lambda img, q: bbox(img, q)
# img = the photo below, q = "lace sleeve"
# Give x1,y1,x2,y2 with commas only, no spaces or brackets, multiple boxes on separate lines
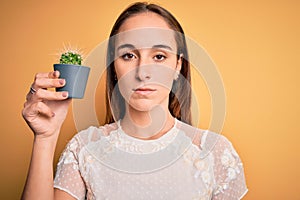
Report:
212,135,248,200
54,136,86,200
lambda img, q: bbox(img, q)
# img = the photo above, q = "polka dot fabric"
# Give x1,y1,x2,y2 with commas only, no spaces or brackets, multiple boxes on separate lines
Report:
54,120,248,199
211,135,248,199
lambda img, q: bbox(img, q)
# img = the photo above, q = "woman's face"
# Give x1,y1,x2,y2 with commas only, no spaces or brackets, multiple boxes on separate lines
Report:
113,12,182,112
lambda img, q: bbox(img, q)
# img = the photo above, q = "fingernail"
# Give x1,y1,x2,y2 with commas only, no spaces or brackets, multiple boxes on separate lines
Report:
62,91,68,98
59,79,65,85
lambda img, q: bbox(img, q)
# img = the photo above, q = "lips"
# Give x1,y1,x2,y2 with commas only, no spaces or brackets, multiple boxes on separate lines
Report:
133,87,156,95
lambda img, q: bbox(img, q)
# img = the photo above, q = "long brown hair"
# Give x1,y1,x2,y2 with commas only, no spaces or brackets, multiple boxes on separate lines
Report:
105,2,192,125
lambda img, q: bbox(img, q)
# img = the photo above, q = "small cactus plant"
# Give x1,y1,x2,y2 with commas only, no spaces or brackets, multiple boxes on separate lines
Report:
60,51,82,65
54,46,90,99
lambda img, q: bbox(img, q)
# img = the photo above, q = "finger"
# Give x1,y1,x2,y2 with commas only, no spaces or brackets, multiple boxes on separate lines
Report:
34,71,60,80
26,87,37,101
23,100,29,108
33,77,65,90
33,89,68,101
23,101,55,119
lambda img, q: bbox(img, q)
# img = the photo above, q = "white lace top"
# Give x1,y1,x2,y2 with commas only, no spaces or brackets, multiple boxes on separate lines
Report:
54,119,248,200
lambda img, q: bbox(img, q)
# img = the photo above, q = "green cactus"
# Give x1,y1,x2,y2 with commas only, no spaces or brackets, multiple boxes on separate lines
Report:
59,51,82,65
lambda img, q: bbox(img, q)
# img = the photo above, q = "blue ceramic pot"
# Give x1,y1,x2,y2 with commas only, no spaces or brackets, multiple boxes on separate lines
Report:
54,64,90,99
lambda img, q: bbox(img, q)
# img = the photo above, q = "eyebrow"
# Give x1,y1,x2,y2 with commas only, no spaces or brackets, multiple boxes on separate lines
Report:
117,44,135,51
116,44,173,51
152,44,173,51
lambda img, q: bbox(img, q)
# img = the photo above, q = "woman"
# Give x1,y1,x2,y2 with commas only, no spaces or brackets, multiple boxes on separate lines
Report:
22,2,248,200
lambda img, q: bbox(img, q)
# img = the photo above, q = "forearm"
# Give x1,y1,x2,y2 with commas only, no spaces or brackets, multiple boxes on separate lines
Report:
21,134,59,200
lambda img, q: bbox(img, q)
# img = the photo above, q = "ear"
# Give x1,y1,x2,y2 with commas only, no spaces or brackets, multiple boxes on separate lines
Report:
174,54,183,80
176,53,183,72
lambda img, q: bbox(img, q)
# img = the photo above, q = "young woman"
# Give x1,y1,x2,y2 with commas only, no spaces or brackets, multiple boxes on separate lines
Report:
22,2,248,200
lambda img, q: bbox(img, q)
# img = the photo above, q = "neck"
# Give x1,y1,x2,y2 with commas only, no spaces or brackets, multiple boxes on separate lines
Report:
121,104,175,140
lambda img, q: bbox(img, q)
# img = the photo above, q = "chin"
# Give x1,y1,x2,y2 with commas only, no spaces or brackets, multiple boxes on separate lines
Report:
128,100,155,112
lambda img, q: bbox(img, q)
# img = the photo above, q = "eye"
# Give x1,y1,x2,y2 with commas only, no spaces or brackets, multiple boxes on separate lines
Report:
154,54,166,61
121,53,136,60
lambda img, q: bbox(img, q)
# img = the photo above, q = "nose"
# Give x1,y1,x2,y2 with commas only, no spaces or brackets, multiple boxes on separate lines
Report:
136,56,151,81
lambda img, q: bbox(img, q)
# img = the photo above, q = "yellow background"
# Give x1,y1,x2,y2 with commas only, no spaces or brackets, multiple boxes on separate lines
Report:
0,0,299,199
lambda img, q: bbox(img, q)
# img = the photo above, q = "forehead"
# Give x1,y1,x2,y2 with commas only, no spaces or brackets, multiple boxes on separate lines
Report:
114,12,177,51
114,28,177,51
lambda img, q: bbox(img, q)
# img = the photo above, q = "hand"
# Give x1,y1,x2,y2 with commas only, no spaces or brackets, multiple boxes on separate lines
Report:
22,71,71,139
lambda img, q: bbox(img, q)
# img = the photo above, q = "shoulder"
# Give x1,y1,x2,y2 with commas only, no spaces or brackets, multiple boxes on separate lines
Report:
70,122,119,149
176,120,237,157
